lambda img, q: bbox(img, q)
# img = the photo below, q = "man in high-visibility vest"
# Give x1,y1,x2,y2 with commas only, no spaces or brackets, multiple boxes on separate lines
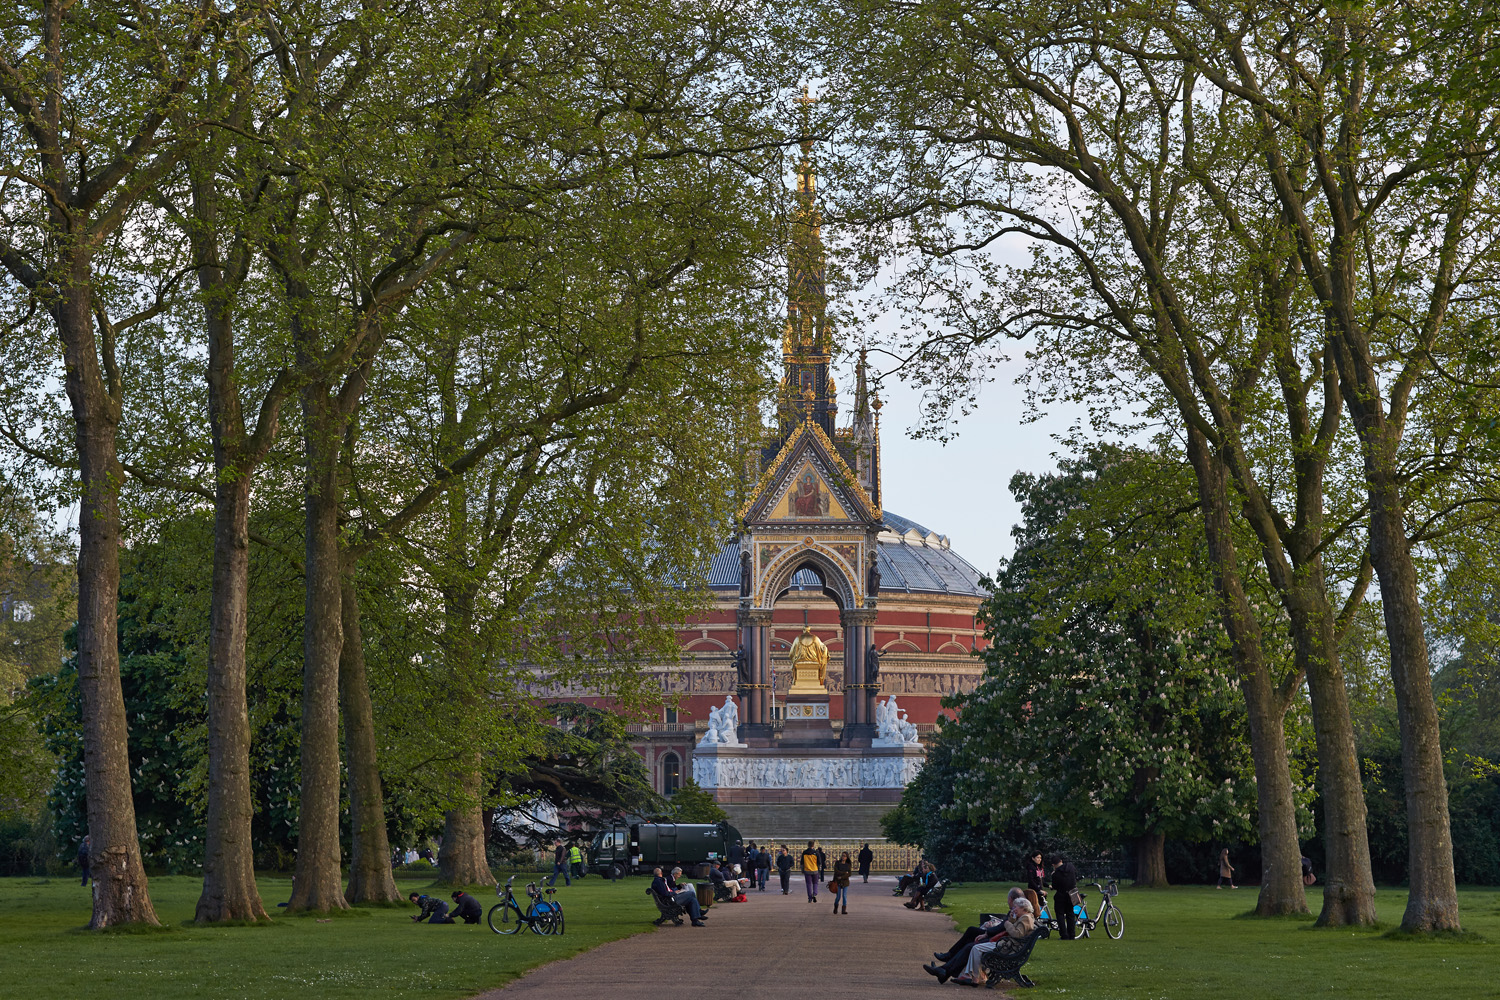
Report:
568,843,585,880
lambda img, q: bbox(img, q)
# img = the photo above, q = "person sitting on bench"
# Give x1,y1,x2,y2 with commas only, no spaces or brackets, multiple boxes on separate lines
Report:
905,865,941,909
951,897,1035,986
925,889,1027,983
651,867,707,925
710,861,745,896
896,859,927,895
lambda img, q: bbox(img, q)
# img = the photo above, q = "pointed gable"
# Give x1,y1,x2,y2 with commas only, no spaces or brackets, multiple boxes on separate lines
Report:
740,417,877,527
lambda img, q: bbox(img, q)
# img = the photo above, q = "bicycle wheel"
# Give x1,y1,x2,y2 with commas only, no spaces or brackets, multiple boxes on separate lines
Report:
526,903,550,935
488,901,522,934
1105,905,1124,939
548,904,565,936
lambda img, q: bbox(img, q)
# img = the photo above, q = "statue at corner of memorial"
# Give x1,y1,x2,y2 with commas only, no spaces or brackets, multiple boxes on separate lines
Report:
874,695,921,747
698,694,744,748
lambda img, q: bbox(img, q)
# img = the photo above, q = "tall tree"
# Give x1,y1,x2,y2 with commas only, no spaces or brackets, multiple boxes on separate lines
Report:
0,0,232,927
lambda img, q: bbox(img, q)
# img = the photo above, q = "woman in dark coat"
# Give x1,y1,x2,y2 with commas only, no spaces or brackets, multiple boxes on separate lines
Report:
831,852,853,914
857,843,874,883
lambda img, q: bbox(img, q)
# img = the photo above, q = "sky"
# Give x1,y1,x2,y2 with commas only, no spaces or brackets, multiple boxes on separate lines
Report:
830,349,1085,578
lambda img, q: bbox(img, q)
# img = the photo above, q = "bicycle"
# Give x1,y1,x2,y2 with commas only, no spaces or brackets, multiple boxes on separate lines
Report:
488,876,565,935
1040,879,1123,940
1075,880,1123,939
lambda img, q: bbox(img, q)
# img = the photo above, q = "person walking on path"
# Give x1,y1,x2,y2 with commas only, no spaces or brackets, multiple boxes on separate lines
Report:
77,835,90,887
569,842,585,880
857,843,873,883
777,846,793,894
1217,848,1236,889
550,841,571,886
831,852,852,914
756,844,771,890
801,841,820,902
1050,855,1080,940
815,843,827,880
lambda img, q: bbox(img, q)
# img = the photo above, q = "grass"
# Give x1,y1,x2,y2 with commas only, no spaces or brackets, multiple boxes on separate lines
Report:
935,882,1500,999
0,872,654,999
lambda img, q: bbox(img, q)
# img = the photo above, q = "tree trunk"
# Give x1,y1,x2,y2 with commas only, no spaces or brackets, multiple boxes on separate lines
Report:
439,765,494,887
1368,478,1460,932
288,389,350,913
1133,831,1167,888
340,566,402,904
57,275,160,930
1327,322,1460,932
196,472,270,923
1287,581,1377,927
1185,428,1307,916
193,178,273,921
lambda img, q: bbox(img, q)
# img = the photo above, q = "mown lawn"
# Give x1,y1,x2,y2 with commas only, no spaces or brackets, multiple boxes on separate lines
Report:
0,872,654,999
935,882,1500,999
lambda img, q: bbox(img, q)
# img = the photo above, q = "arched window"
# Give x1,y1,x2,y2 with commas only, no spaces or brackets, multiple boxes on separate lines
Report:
661,753,681,797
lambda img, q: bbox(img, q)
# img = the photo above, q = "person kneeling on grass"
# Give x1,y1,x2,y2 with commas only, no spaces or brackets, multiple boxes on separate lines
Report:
950,897,1035,987
450,891,483,924
409,892,455,923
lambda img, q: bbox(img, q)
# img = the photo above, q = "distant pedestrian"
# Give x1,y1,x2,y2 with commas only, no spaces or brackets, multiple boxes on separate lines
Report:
815,843,826,879
857,843,873,883
745,842,759,885
729,839,745,869
77,835,91,887
777,847,793,894
756,844,771,890
569,842,585,880
801,841,820,902
1217,848,1236,889
550,841,571,886
831,852,852,914
1301,855,1316,886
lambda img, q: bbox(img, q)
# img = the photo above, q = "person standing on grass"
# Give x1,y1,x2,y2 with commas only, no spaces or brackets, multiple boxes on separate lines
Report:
1025,850,1047,915
777,846,794,894
801,841,821,902
1049,855,1079,940
569,842,585,880
550,841,570,886
831,852,852,914
77,835,90,887
1217,848,1236,889
858,842,874,883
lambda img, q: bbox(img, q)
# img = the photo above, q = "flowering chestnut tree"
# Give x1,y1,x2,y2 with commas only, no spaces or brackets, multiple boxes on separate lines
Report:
946,448,1260,886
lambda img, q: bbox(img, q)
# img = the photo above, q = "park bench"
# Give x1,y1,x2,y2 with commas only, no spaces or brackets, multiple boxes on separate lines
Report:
919,880,950,910
979,925,1049,989
647,887,686,926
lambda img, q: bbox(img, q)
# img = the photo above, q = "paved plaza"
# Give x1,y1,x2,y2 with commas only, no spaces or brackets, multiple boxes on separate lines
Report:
476,876,962,1000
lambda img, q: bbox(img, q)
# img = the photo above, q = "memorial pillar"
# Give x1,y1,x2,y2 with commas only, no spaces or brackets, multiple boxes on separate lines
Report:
841,608,878,746
742,607,774,744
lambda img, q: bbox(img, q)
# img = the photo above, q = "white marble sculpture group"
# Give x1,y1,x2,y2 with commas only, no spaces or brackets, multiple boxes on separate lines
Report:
692,753,924,790
698,694,745,748
872,695,921,747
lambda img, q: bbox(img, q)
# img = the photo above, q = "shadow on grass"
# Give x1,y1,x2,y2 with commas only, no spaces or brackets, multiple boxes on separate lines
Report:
1230,909,1316,922
1381,928,1488,944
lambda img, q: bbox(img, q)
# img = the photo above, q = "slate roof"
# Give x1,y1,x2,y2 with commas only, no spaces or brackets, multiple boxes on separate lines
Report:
709,510,988,598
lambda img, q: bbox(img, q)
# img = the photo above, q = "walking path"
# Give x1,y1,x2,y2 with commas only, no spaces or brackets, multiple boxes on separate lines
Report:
474,876,961,1000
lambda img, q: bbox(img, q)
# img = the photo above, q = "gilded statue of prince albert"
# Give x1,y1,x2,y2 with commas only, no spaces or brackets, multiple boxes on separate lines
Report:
786,625,829,694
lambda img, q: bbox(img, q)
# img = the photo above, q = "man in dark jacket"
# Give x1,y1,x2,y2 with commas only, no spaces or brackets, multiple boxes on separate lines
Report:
756,845,772,890
815,843,827,879
550,840,570,886
408,892,455,923
729,840,745,869
449,891,483,924
651,867,706,925
776,847,793,894
1050,855,1080,939
857,843,874,883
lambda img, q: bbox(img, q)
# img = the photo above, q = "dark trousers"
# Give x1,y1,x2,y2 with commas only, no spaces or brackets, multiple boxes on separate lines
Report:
1055,890,1078,939
804,872,819,899
939,926,986,959
938,943,977,978
779,869,791,893
859,865,870,882
757,868,768,890
79,862,90,886
550,861,570,886
673,890,703,920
